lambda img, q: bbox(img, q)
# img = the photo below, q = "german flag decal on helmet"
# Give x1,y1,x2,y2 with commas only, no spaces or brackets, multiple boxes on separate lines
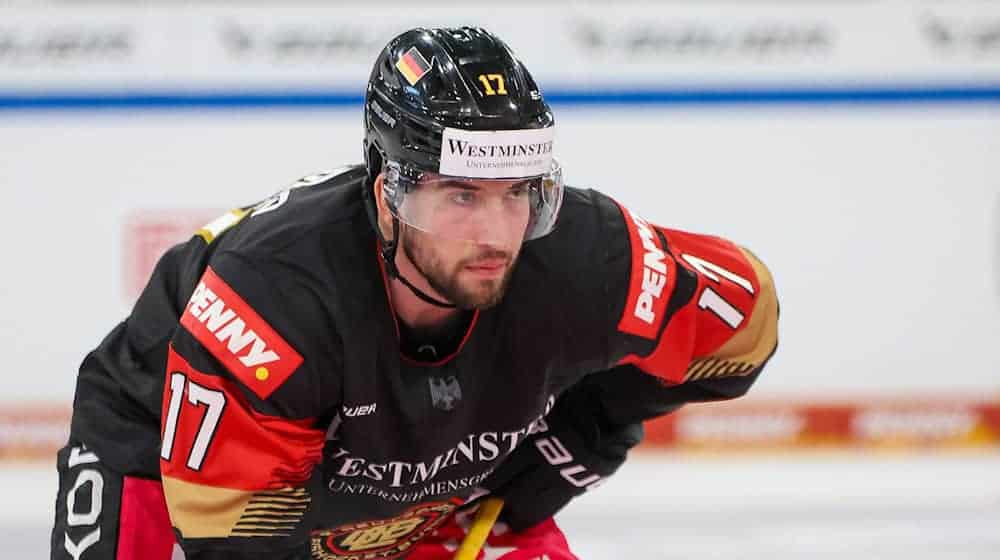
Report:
395,47,432,86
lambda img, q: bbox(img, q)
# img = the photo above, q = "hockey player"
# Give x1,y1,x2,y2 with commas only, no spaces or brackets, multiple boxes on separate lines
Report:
52,27,778,559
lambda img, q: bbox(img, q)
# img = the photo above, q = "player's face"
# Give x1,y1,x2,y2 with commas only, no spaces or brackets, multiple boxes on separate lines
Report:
400,178,531,309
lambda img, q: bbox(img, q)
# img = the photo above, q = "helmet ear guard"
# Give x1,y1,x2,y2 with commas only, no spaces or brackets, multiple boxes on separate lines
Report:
380,161,412,213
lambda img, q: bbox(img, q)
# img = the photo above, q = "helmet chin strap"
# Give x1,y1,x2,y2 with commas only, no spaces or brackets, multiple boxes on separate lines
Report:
384,219,458,309
364,186,457,309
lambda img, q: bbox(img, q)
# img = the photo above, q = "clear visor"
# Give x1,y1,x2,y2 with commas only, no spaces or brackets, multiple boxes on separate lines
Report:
382,159,564,245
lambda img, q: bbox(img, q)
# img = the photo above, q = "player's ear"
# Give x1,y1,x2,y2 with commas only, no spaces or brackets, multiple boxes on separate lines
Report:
372,173,395,242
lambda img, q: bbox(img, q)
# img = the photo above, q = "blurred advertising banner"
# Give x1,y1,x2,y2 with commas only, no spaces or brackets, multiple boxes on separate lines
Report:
4,398,999,461
123,210,221,300
644,397,1000,451
0,405,70,462
0,1,998,98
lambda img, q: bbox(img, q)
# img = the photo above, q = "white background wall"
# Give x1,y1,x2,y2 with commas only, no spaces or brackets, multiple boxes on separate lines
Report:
3,105,998,402
2,1,999,403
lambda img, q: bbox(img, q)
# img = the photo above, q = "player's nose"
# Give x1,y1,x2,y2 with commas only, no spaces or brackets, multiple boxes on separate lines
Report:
464,199,518,245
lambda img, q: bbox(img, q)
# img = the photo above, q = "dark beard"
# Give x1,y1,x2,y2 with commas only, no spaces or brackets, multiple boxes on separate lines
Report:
400,227,515,310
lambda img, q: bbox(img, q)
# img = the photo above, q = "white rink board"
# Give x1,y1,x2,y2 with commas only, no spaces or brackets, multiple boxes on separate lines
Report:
3,106,999,401
11,452,1000,558
2,1,999,92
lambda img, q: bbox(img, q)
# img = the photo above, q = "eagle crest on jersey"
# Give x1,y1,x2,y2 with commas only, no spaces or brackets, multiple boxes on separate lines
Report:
180,266,303,399
428,377,463,411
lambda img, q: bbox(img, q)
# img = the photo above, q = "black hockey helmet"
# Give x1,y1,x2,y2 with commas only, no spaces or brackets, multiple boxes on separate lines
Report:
363,27,563,244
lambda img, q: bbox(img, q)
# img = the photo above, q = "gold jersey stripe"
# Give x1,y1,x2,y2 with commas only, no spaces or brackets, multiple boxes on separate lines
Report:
231,526,297,533
256,487,308,494
248,497,310,504
233,522,300,531
195,208,249,243
685,357,720,381
239,512,306,520
248,491,310,499
234,521,300,528
251,489,309,498
243,504,309,513
163,477,311,539
684,246,778,382
685,358,756,381
162,476,256,539
236,515,305,524
237,512,306,520
244,498,311,506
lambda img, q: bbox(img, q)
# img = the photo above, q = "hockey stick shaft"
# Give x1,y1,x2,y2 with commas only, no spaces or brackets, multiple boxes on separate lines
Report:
453,497,504,560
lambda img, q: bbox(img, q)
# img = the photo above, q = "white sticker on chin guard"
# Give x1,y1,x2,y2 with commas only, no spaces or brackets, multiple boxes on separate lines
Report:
439,127,555,179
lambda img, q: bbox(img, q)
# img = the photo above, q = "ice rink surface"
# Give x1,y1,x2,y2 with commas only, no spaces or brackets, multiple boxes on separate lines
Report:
8,451,999,559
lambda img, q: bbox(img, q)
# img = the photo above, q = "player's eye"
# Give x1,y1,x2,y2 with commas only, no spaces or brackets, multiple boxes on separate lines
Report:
449,190,478,206
506,183,529,199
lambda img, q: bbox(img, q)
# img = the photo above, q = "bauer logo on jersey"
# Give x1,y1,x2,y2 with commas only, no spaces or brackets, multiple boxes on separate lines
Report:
180,266,303,399
615,203,677,340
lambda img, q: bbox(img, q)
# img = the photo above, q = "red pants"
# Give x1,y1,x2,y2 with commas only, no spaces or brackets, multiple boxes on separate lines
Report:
408,506,577,559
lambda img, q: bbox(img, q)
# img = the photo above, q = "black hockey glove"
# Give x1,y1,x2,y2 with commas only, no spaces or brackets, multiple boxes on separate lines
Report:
481,381,644,531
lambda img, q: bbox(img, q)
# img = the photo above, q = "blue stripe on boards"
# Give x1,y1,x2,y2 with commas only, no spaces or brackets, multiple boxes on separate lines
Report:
1,85,999,111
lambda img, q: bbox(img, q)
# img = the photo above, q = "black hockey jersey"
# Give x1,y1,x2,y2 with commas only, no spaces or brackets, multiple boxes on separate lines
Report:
69,166,778,558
